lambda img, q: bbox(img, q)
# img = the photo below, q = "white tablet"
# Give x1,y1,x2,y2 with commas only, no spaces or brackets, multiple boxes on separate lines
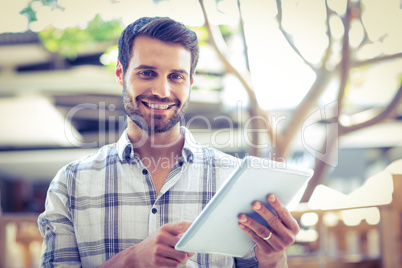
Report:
175,156,313,257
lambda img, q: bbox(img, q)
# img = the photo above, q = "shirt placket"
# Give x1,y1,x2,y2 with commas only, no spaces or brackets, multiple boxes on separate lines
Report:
148,202,159,234
131,157,158,236
148,160,187,234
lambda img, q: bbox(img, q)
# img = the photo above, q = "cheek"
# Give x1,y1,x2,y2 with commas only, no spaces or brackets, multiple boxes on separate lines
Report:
178,87,190,103
125,78,148,97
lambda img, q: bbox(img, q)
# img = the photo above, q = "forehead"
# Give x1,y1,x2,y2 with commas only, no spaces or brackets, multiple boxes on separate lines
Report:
130,36,191,72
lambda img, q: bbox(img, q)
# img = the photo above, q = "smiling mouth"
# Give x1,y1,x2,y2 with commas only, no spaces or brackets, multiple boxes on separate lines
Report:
142,101,176,110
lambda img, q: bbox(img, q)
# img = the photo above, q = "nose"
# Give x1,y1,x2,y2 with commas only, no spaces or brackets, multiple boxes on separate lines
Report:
151,77,171,98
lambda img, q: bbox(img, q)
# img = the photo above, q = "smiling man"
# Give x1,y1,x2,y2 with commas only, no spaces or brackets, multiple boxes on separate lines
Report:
38,17,299,268
120,36,192,135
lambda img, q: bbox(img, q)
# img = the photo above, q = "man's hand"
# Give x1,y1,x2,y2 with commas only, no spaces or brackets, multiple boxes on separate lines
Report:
238,194,299,268
99,222,194,268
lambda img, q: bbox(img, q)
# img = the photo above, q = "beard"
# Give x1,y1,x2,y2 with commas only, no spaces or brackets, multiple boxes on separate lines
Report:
122,85,189,134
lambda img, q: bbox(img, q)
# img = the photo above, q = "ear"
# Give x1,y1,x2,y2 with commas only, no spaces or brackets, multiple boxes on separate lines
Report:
190,71,195,87
115,60,124,87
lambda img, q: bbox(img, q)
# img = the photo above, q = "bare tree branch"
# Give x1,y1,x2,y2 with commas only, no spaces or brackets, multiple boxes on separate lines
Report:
356,0,371,50
352,52,402,67
274,0,335,157
275,0,315,70
301,128,338,202
340,80,402,135
321,0,334,67
237,0,250,72
302,0,402,201
199,0,252,98
336,0,352,117
278,70,332,157
198,0,278,153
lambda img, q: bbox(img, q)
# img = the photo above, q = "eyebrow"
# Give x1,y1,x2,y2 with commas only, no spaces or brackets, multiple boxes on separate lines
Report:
134,65,189,76
134,65,156,70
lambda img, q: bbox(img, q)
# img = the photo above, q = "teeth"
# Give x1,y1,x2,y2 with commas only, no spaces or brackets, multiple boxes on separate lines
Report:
145,103,171,110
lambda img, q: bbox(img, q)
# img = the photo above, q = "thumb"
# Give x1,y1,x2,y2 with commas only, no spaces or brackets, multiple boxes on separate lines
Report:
166,221,193,236
187,252,195,258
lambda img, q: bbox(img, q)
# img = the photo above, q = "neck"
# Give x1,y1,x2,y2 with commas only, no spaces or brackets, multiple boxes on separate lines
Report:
127,121,184,161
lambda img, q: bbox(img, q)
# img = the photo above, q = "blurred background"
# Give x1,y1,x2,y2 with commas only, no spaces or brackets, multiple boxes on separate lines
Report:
0,0,401,267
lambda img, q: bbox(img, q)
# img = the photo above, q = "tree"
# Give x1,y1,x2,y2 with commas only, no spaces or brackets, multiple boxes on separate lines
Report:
199,0,402,201
20,0,402,202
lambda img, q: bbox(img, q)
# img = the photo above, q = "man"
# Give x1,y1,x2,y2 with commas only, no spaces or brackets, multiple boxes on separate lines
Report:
38,16,299,267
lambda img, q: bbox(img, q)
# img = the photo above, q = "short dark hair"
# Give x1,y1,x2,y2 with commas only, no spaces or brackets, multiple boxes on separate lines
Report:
118,17,199,78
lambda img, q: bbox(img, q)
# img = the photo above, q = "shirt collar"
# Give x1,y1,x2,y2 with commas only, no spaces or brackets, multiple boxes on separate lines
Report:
116,127,197,163
180,126,197,163
116,129,134,162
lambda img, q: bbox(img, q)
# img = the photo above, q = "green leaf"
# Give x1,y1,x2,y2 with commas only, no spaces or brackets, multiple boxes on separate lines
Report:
20,5,37,23
38,16,122,59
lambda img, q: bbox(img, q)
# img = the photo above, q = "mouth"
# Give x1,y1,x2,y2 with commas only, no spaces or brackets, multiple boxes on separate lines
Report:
142,101,176,110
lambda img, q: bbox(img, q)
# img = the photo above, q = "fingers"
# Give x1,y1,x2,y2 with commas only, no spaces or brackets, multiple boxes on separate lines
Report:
162,221,193,236
239,214,290,253
238,194,299,251
157,222,192,247
157,222,194,264
254,195,299,236
238,215,272,243
265,194,299,235
156,244,190,265
186,252,195,258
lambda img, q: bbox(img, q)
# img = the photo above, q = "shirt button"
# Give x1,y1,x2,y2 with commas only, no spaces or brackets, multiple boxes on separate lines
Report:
151,208,157,214
142,169,148,175
179,161,184,167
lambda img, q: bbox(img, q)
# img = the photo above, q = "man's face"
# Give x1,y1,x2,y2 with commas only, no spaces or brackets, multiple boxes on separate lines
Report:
116,36,193,134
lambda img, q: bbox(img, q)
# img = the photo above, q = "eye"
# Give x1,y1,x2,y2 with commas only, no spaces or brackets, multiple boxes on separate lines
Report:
169,73,184,81
138,70,156,78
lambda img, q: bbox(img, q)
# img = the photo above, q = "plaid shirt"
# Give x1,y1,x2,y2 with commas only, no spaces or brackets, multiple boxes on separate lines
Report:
38,127,258,267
